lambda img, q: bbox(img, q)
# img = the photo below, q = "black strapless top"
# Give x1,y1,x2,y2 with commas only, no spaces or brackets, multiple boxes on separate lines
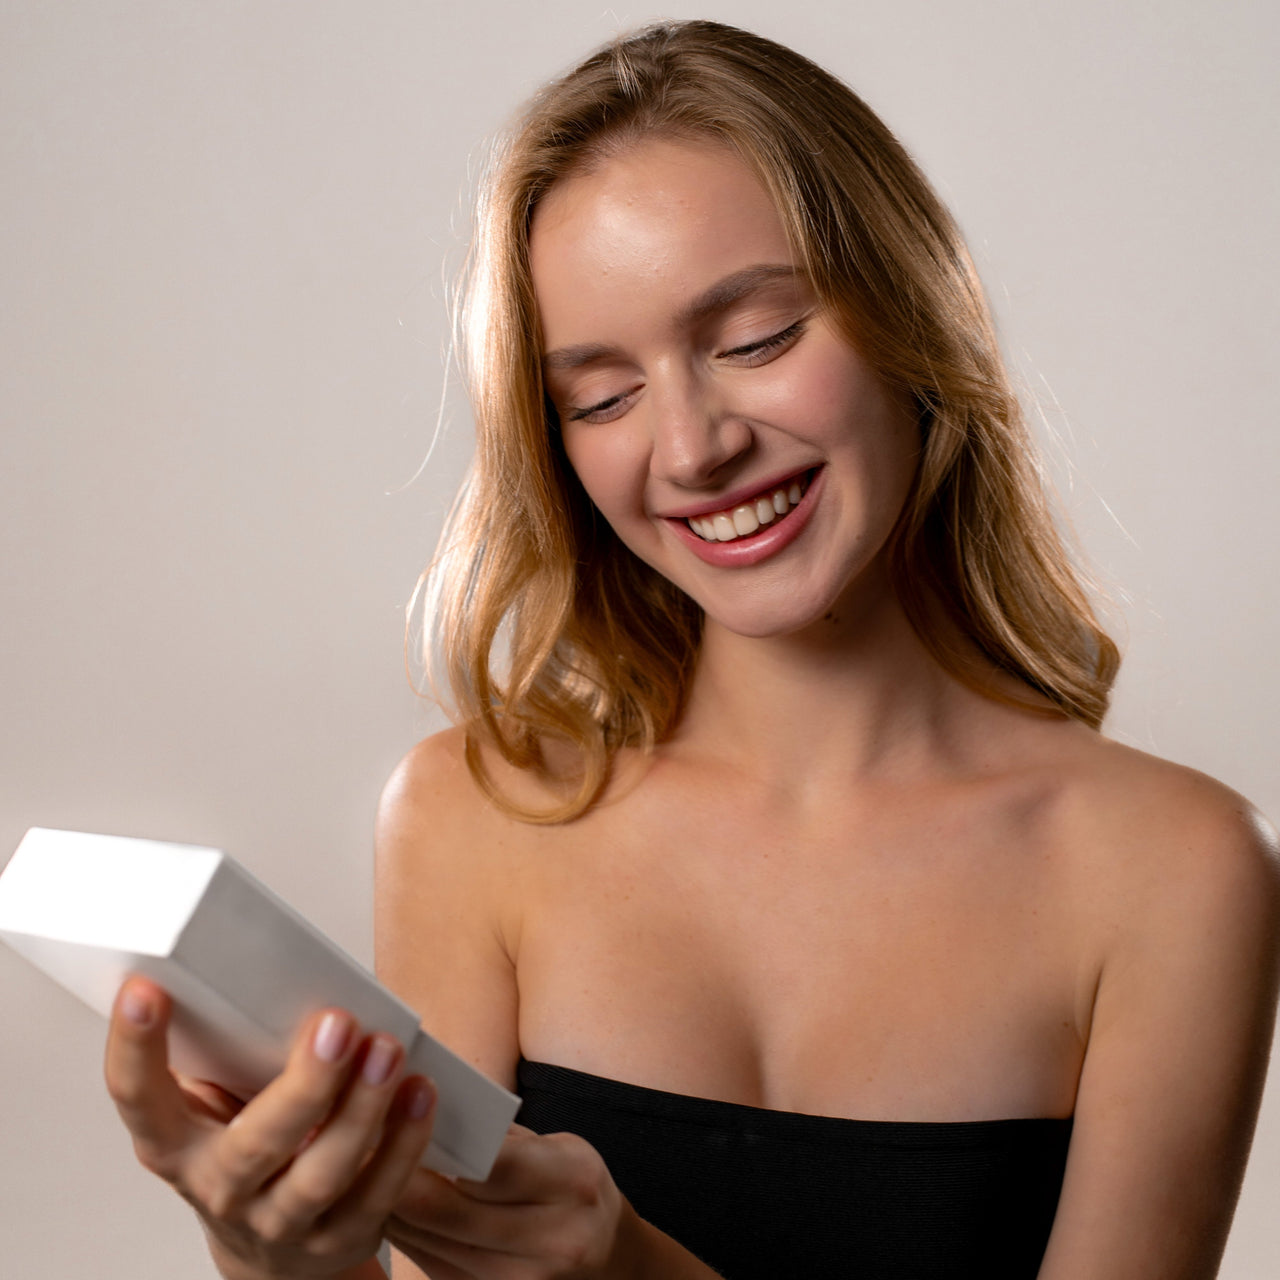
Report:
517,1060,1071,1279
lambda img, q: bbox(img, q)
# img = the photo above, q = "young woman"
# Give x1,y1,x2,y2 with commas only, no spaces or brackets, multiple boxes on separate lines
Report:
104,21,1279,1280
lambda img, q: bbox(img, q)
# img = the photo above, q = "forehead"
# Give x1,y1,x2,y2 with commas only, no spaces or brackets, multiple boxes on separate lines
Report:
528,137,796,341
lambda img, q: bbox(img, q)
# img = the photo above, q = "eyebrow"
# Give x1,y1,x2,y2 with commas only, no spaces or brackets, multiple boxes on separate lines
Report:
541,263,801,372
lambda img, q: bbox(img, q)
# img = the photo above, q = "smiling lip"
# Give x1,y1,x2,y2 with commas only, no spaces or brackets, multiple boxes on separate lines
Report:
664,466,824,567
661,467,813,521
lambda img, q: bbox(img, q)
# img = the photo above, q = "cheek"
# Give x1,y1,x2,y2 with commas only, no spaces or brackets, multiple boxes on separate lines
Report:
749,336,894,444
561,426,651,528
761,343,919,508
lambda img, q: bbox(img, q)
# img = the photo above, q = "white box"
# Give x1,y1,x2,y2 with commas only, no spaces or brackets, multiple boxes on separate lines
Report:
0,828,520,1180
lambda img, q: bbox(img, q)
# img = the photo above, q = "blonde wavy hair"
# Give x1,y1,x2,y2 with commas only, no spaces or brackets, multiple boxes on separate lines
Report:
420,19,1119,822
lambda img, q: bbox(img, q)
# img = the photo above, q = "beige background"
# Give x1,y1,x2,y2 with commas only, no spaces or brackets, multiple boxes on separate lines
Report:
1,1,1276,1274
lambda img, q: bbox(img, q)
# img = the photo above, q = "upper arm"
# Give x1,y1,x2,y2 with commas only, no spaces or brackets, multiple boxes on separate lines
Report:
376,732,534,1280
374,729,522,1092
1040,791,1280,1279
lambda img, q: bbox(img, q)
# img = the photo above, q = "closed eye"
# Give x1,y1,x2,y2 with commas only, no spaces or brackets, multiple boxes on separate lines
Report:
563,318,807,423
720,319,807,365
566,386,639,424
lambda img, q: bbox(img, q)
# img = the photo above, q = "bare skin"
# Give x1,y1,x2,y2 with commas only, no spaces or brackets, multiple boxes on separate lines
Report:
105,987,436,1280
107,136,1280,1279
378,702,1279,1279
377,138,1280,1277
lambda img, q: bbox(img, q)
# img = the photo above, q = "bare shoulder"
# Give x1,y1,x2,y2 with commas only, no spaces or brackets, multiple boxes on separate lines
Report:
374,727,539,1085
1043,729,1280,1059
377,725,486,847
378,729,498,923
378,723,596,836
1034,734,1280,1276
1054,732,1280,912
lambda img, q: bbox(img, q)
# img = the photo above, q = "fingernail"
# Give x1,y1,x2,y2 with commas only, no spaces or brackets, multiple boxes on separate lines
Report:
120,985,154,1028
313,1012,352,1063
362,1035,401,1086
406,1077,435,1120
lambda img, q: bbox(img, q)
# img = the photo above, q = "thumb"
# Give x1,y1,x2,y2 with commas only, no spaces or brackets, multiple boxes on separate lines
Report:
104,976,196,1175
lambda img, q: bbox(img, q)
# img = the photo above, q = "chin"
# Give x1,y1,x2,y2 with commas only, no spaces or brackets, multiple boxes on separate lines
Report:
699,596,842,640
691,556,893,641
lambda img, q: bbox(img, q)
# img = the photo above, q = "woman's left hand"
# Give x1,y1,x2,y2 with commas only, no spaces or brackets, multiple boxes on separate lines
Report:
384,1124,641,1280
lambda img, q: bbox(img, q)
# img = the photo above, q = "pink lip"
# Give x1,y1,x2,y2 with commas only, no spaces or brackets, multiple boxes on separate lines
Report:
659,466,815,521
664,466,825,567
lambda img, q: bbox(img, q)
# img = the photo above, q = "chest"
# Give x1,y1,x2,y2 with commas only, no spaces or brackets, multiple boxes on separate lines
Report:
512,780,1089,1120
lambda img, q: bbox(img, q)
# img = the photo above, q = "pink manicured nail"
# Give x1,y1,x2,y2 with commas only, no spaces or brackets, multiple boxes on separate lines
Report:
362,1035,401,1086
406,1078,435,1120
120,985,154,1027
312,1012,352,1063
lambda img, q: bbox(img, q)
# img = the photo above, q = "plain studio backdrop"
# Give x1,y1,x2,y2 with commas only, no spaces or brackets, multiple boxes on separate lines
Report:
1,1,1276,1275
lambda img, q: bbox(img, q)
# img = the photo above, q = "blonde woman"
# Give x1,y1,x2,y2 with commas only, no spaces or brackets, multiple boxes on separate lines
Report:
105,21,1279,1280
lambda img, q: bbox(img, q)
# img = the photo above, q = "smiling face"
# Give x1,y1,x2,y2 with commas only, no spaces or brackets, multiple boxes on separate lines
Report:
531,136,920,640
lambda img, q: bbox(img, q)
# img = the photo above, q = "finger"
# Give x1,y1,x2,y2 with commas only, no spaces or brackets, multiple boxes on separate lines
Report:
283,1075,436,1260
174,1073,246,1125
454,1129,591,1204
207,1007,362,1199
337,1074,437,1220
254,1035,413,1234
104,976,192,1172
391,1170,549,1254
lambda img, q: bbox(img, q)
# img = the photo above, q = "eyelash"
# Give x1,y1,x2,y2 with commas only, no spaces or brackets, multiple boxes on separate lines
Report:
566,320,807,423
721,319,806,365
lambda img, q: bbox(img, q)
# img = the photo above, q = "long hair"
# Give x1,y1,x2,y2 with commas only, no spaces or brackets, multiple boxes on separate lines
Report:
421,19,1119,822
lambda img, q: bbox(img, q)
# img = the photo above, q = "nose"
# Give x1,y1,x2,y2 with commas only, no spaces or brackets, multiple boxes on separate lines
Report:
646,369,753,489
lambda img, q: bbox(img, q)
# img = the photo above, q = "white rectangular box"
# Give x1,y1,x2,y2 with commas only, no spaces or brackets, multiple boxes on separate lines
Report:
0,828,520,1180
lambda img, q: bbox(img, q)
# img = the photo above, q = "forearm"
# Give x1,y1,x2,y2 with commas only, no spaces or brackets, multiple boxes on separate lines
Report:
616,1203,723,1280
212,1258,384,1280
206,1231,386,1280
339,1265,387,1280
215,1266,384,1280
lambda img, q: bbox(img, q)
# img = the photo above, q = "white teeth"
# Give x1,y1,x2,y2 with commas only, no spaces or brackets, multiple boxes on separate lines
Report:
686,476,809,544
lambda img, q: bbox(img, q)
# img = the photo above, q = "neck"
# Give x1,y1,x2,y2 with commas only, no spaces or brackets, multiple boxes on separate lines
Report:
676,583,1018,797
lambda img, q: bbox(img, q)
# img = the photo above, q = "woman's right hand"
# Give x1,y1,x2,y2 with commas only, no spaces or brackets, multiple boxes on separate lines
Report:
104,975,437,1280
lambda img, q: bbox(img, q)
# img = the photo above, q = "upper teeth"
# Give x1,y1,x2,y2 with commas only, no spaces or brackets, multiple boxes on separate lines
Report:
688,479,805,542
